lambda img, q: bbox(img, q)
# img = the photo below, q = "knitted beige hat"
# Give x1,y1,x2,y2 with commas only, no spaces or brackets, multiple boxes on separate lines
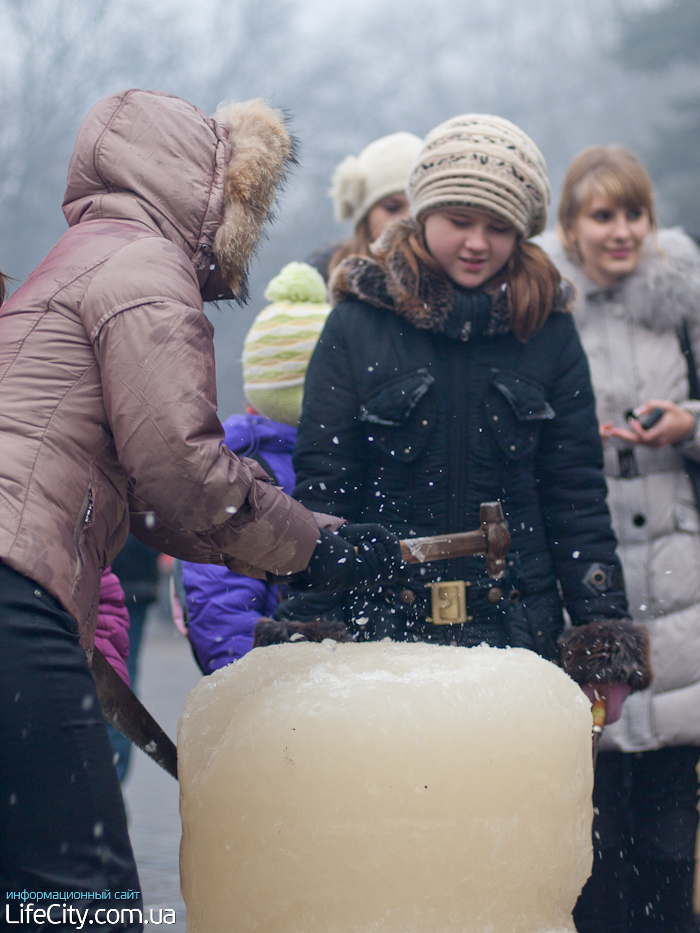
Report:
331,132,423,229
242,263,331,427
408,115,550,238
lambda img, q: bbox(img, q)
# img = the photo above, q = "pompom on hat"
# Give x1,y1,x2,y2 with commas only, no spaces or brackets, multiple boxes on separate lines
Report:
408,114,551,238
242,262,331,427
331,132,423,229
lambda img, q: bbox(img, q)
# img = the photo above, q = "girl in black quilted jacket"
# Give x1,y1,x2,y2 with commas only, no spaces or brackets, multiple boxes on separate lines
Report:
291,114,632,674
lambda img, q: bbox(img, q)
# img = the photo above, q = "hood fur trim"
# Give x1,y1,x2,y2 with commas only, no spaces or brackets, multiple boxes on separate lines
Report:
213,99,297,302
559,619,652,691
541,227,700,333
632,228,700,330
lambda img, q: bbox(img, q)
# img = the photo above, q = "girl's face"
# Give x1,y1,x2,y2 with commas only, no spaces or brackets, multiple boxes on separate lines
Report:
423,207,518,289
567,196,650,288
367,193,410,241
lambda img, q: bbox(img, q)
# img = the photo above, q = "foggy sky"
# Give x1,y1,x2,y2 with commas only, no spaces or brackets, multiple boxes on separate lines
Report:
0,0,687,415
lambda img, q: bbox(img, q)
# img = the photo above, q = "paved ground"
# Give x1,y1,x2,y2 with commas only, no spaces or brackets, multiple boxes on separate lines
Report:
122,612,202,932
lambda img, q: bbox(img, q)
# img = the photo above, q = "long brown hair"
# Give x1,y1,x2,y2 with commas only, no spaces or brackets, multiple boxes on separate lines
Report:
557,146,656,258
0,271,7,305
504,240,563,341
377,220,562,342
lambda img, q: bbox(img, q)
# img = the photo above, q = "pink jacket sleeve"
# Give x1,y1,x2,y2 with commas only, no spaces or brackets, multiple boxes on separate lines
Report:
95,566,131,686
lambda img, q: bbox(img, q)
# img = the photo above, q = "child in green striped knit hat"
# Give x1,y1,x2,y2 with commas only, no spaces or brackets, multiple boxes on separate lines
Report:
181,261,332,675
242,261,331,426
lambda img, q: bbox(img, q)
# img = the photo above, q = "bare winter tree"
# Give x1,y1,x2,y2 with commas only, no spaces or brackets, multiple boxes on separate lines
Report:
0,0,686,414
0,0,187,281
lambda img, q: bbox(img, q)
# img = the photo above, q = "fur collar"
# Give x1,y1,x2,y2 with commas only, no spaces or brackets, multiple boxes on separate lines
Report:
540,227,700,333
331,218,570,336
213,100,297,302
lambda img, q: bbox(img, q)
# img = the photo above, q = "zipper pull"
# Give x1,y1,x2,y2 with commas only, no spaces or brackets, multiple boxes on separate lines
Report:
84,490,94,526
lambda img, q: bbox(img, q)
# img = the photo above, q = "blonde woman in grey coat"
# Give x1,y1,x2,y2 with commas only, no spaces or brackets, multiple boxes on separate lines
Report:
543,145,700,933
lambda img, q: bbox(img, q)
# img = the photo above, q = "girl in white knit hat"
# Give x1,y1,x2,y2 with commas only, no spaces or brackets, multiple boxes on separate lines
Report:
309,131,423,280
293,115,645,732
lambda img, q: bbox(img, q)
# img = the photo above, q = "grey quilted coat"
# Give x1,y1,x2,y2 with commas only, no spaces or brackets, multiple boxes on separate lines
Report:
0,90,325,648
543,228,700,750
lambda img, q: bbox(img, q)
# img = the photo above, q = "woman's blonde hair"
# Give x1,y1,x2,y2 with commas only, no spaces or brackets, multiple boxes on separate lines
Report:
557,146,656,258
379,222,562,342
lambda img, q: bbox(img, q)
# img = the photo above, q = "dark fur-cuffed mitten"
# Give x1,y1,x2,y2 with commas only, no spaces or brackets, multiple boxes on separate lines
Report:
559,619,652,690
253,617,352,648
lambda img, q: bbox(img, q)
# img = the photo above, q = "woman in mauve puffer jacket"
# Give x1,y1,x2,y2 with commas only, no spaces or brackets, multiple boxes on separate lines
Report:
0,91,370,922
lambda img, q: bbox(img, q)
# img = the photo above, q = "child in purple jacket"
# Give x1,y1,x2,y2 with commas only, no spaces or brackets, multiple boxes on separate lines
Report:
181,263,331,674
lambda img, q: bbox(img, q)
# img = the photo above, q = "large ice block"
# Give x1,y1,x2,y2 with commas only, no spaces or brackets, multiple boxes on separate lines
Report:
179,642,593,933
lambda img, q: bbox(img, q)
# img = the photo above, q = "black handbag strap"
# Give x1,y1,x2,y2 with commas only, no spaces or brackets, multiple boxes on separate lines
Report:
677,320,700,513
679,319,700,400
240,450,280,486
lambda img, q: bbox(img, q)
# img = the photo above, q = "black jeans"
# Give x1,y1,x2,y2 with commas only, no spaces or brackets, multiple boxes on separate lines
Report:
574,747,700,933
0,562,143,931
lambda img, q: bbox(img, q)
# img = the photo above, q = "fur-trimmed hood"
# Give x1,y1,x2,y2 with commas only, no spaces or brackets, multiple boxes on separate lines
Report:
63,89,294,302
540,227,700,333
331,218,572,336
212,100,295,301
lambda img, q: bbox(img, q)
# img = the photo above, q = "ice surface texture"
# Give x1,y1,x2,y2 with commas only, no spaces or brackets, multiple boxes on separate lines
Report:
179,642,593,933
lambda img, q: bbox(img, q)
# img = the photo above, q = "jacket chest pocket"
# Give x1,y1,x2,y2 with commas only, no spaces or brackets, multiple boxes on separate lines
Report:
359,368,435,463
485,369,555,460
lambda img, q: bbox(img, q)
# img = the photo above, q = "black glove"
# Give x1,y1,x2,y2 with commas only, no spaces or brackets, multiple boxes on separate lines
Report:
337,523,404,582
288,525,404,593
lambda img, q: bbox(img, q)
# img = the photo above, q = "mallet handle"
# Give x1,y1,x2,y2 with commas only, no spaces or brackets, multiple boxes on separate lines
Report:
399,501,510,579
400,530,487,564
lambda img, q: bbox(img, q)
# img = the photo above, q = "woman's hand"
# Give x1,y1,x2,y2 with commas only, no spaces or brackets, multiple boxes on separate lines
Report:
582,683,631,725
600,399,695,449
286,526,404,593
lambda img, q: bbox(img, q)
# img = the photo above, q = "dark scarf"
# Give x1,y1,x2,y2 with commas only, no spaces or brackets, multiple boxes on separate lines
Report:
330,217,570,338
443,286,510,341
